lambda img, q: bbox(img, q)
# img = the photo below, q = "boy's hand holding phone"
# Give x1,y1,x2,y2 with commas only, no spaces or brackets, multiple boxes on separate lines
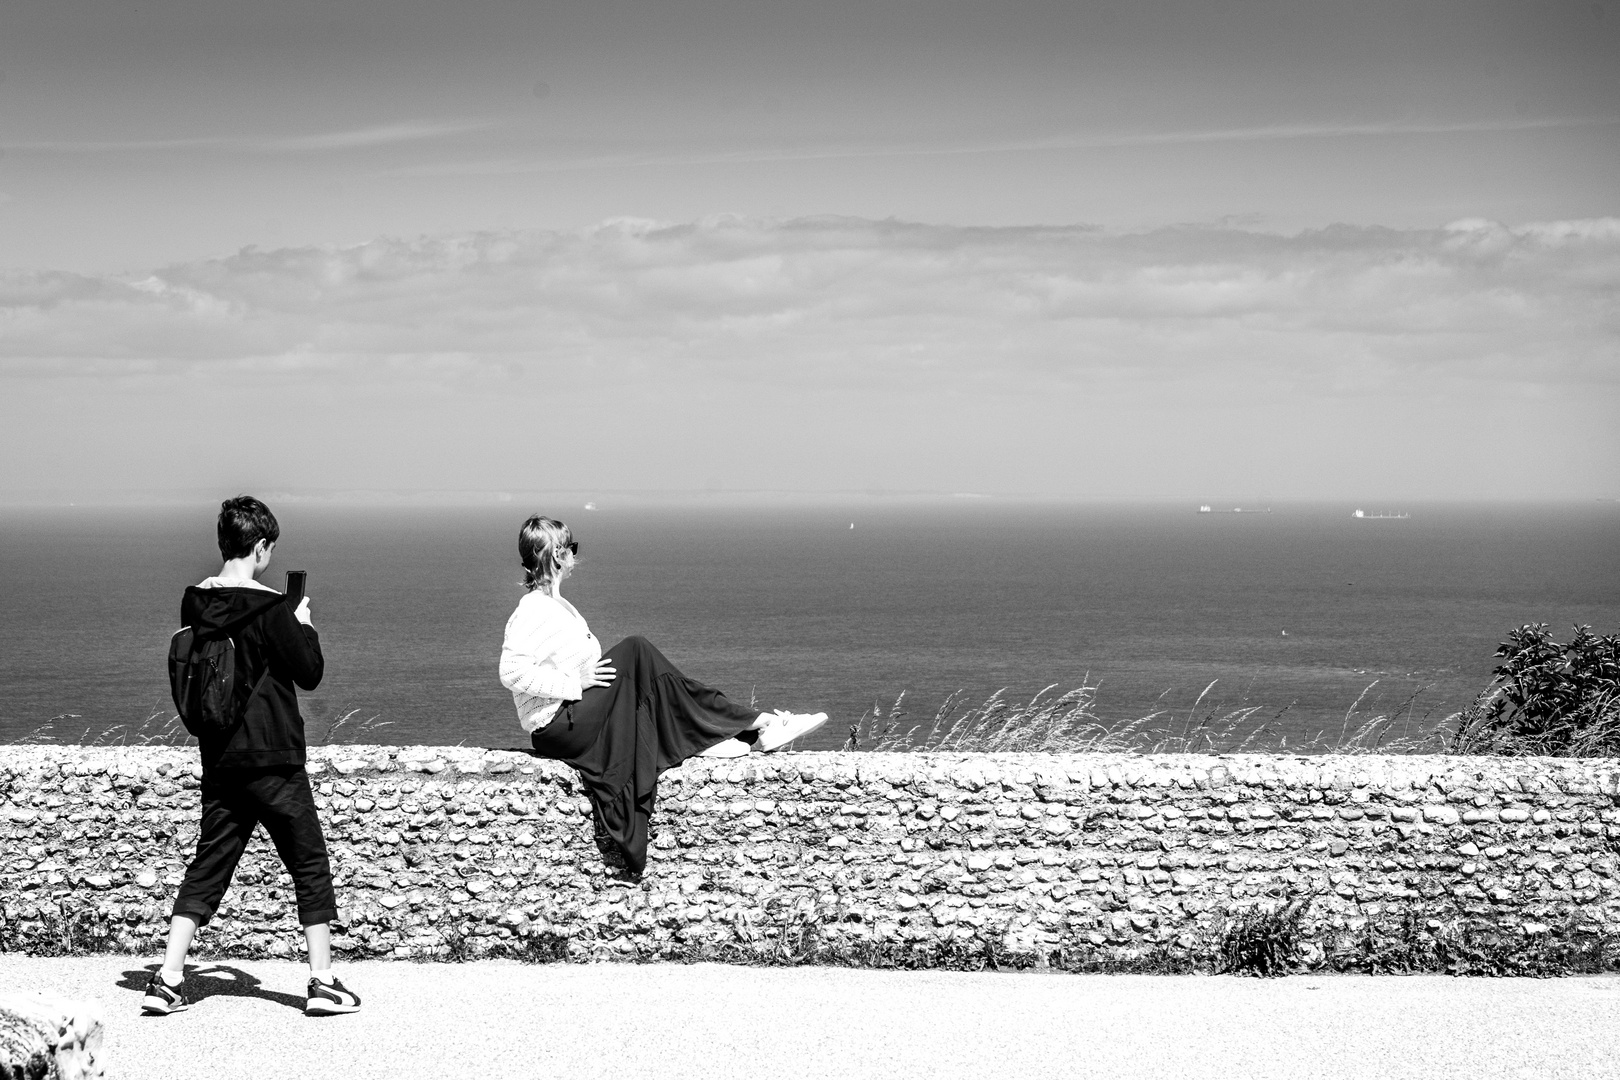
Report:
285,570,312,626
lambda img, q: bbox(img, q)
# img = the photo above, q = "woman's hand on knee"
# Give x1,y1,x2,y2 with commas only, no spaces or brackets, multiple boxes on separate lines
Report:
583,658,617,688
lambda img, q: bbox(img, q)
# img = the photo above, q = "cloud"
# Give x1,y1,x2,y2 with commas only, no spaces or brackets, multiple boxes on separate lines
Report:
393,116,1620,177
2,215,1615,497
2,120,495,155
3,215,1615,399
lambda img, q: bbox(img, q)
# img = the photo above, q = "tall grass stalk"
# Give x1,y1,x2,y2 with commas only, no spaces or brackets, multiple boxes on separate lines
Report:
12,702,394,748
847,683,1453,754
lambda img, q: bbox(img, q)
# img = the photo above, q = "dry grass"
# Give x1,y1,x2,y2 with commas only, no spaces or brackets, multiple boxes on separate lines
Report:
13,703,193,748
4,679,1568,759
318,709,394,745
843,679,1454,755
13,704,394,747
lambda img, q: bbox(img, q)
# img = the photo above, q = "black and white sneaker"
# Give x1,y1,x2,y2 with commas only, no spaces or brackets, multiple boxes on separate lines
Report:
141,971,189,1015
306,976,361,1016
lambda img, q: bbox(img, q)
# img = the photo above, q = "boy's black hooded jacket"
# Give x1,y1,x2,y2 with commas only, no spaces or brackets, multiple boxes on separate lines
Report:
180,584,324,771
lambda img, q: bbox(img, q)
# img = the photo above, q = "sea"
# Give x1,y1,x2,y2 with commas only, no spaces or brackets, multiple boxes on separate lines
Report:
2,500,1617,753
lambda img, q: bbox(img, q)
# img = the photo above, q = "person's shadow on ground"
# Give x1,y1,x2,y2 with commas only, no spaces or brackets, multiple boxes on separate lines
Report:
119,964,305,1012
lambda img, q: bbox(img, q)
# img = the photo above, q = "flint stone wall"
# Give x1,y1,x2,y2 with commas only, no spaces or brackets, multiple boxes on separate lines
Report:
2,745,1617,961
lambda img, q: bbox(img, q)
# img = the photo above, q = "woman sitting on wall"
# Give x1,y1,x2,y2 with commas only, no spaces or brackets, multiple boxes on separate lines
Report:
499,515,827,874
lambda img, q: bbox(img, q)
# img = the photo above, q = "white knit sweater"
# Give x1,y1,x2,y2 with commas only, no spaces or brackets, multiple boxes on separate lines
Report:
498,591,602,732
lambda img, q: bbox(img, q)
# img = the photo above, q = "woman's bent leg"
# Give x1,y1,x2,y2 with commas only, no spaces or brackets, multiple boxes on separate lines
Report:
529,635,759,874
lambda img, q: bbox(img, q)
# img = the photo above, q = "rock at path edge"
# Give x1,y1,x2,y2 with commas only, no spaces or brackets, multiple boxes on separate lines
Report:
0,990,106,1080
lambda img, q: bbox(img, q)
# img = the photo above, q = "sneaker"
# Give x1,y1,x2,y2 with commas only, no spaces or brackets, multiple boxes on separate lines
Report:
306,976,361,1016
698,737,751,758
756,710,829,752
141,970,188,1016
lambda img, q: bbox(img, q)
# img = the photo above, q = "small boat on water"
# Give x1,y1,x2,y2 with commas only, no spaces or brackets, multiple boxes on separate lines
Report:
1352,509,1409,519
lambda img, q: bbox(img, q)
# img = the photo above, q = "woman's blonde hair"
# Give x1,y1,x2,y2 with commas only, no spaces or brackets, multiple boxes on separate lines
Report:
518,515,575,592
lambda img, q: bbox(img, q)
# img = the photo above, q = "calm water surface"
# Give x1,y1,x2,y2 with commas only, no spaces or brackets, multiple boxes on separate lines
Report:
2,501,1616,751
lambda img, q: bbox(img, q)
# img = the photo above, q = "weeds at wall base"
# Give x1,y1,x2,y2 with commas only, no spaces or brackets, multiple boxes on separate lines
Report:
4,906,1615,977
1219,896,1314,977
1322,913,1616,977
406,917,1620,977
0,904,128,959
57,914,1604,979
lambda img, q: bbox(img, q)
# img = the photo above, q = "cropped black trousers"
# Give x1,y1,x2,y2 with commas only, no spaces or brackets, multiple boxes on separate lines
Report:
529,635,760,874
172,765,338,928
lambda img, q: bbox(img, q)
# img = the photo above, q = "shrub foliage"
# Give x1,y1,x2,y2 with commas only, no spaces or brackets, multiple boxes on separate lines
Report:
1450,624,1620,757
1218,896,1312,977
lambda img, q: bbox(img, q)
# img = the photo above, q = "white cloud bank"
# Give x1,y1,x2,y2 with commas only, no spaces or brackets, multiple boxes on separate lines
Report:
2,216,1617,497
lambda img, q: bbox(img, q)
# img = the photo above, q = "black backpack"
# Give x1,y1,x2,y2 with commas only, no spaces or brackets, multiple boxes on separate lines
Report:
168,628,241,738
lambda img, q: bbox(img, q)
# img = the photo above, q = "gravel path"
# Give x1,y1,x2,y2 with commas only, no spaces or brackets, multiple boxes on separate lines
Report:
3,956,1617,1080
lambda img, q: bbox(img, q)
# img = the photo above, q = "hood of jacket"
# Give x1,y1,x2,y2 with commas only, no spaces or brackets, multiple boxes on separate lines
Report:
182,580,286,637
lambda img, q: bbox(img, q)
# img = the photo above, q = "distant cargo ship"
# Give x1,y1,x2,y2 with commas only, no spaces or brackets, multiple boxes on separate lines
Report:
1198,505,1271,514
1352,509,1410,519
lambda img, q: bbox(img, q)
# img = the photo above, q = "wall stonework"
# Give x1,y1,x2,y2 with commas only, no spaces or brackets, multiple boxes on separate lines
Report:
2,746,1617,962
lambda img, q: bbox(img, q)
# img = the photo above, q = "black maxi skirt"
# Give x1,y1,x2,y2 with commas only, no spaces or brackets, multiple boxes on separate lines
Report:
529,635,760,874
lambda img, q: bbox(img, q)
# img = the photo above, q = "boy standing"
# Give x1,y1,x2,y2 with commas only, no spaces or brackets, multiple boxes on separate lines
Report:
143,495,360,1017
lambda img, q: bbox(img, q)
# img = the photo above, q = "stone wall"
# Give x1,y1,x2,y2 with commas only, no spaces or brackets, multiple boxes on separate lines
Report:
2,746,1617,963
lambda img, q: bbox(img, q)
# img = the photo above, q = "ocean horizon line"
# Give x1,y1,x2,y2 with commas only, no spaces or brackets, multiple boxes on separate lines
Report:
2,489,1616,510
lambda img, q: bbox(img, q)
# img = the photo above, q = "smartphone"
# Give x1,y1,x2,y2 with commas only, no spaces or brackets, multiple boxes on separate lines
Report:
284,570,308,607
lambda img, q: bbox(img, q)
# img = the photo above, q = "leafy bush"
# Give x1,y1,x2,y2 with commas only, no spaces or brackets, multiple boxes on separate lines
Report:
1218,896,1312,977
1450,624,1620,756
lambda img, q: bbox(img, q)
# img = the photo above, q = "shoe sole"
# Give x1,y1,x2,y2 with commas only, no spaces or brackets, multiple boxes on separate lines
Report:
759,713,829,752
141,996,187,1016
305,1001,360,1016
697,739,750,758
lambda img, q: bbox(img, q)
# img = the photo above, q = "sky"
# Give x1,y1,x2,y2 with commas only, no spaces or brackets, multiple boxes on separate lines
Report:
1,0,1617,501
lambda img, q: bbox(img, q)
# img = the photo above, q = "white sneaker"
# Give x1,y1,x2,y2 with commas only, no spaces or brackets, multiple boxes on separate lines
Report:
698,737,751,758
756,710,829,752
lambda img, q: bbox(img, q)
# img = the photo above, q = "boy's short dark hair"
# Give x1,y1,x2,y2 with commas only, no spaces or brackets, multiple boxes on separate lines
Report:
217,495,281,560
